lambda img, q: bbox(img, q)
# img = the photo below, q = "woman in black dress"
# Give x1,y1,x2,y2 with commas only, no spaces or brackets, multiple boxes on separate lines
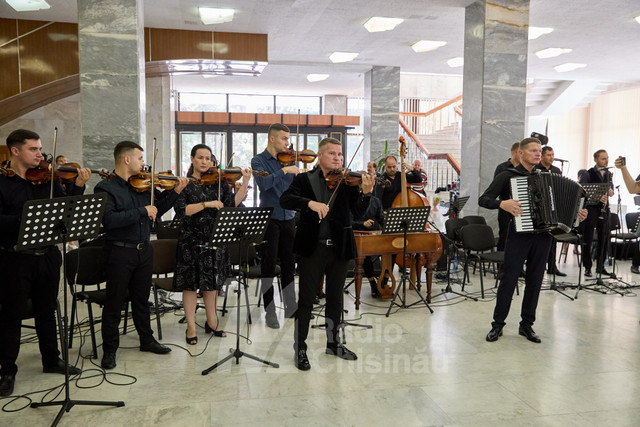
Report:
173,144,251,344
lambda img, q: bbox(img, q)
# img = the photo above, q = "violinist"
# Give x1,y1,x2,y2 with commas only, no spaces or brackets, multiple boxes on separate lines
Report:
0,129,90,397
94,141,188,370
173,144,251,344
280,137,374,371
375,155,422,209
251,123,299,329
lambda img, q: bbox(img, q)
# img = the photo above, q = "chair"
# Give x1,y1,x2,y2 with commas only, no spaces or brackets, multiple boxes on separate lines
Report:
445,218,469,280
66,246,130,359
609,212,638,260
462,215,487,225
156,220,181,240
224,244,282,324
459,224,504,299
150,239,178,340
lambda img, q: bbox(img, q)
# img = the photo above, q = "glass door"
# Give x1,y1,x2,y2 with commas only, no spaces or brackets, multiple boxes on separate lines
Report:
178,131,202,176
205,132,227,168
231,132,256,206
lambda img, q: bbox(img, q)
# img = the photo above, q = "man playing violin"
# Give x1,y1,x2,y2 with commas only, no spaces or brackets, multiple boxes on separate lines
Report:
251,123,299,329
94,141,188,370
280,137,374,371
0,129,90,397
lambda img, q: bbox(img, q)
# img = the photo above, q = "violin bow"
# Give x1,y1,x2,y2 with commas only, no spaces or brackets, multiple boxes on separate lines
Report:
322,137,365,221
49,127,58,199
218,142,223,201
150,137,158,207
296,109,300,166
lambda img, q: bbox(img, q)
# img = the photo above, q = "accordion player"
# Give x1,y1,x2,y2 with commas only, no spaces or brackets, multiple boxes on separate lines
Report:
510,171,585,235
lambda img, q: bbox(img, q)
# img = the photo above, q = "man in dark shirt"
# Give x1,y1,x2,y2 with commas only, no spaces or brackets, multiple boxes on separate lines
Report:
375,155,422,209
0,129,90,397
251,123,298,329
493,142,520,250
94,141,188,370
280,137,374,371
613,158,640,274
579,149,614,278
535,146,566,277
479,138,586,345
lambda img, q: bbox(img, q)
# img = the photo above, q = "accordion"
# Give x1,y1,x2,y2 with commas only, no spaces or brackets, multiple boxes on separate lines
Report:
510,171,585,234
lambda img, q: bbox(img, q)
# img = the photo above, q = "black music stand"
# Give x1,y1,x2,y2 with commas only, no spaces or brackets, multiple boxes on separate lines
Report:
383,206,433,316
202,207,279,374
445,196,469,218
24,194,124,426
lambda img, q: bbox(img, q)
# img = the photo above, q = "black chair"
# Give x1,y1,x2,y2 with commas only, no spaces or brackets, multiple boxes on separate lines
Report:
460,224,504,299
445,218,469,281
462,215,487,225
609,212,637,260
66,246,130,359
150,239,178,340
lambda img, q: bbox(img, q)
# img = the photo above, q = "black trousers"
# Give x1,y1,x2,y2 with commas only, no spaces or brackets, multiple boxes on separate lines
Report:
547,241,558,271
295,243,349,351
496,209,510,251
259,219,296,312
0,249,61,376
581,207,608,270
492,227,552,328
101,244,155,354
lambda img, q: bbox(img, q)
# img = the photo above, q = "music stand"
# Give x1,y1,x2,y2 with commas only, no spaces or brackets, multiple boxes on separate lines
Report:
24,194,124,426
202,207,279,374
445,196,469,218
383,206,434,316
582,183,610,206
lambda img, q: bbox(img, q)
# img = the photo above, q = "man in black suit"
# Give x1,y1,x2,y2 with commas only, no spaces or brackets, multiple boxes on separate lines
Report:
280,137,374,371
494,142,520,250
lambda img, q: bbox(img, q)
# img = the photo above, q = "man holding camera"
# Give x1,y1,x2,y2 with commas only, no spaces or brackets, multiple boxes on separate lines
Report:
614,156,640,274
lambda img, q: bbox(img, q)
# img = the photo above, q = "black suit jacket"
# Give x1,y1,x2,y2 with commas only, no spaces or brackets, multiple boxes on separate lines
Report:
280,168,371,260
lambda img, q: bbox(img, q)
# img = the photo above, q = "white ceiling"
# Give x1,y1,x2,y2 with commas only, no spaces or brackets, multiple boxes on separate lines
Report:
2,0,640,98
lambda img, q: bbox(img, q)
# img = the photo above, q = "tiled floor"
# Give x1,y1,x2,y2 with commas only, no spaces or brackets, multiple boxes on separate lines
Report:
3,255,640,426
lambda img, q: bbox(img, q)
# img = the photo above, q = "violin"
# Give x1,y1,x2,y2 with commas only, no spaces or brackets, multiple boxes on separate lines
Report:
277,149,317,165
198,167,267,185
128,171,196,192
24,160,112,185
325,168,391,190
0,162,16,177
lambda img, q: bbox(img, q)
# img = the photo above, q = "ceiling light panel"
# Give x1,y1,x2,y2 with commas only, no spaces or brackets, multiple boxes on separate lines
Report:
411,40,446,53
535,48,572,59
446,57,464,67
329,52,359,63
363,17,404,32
199,7,234,25
528,26,554,40
6,0,50,11
307,74,329,82
554,63,587,73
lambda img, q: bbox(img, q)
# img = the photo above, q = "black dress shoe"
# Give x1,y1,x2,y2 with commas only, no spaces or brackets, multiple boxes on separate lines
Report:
295,350,311,371
486,326,503,342
43,359,82,375
519,324,541,343
547,267,567,277
325,343,357,360
0,374,15,397
101,352,116,370
265,311,280,329
596,268,616,278
584,268,592,277
140,341,171,354
631,265,640,274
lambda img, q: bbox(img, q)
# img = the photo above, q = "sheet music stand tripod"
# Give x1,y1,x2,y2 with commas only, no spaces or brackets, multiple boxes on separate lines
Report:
23,194,124,426
383,206,434,317
445,196,469,218
202,207,279,374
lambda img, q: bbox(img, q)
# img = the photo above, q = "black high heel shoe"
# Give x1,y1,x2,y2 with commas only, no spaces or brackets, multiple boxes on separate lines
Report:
185,330,197,345
204,322,226,337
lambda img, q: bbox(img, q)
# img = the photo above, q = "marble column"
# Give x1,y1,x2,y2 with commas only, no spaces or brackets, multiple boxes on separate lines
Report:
364,66,400,164
146,75,173,173
78,0,146,184
461,0,529,226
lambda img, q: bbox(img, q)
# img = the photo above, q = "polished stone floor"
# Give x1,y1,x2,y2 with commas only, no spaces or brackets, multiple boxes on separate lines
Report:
2,254,640,426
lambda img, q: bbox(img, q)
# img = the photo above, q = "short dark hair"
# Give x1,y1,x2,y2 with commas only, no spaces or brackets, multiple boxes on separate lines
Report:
114,140,143,162
384,155,397,165
541,146,554,155
318,137,341,150
510,142,520,152
577,169,587,180
368,161,377,170
593,149,607,160
6,129,40,150
268,123,290,137
519,137,541,150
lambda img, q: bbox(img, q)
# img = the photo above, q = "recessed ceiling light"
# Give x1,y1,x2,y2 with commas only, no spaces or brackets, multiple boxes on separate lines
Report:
635,15,640,24
307,74,330,82
411,40,446,53
535,47,572,59
6,0,50,11
528,26,554,40
329,52,359,63
554,63,587,73
199,7,234,25
363,17,404,32
446,57,464,68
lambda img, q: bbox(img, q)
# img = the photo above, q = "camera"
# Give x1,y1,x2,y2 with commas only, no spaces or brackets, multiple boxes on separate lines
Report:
618,156,626,166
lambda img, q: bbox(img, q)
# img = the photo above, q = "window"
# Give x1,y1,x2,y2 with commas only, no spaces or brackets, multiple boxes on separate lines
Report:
276,96,321,114
228,95,274,113
179,93,227,112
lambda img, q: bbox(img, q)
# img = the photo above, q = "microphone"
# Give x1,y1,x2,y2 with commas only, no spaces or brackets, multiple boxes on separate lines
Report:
554,158,568,163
